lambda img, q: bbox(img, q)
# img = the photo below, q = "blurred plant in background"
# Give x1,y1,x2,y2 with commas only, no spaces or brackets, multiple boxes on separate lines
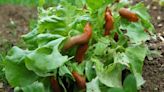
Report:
0,0,59,6
153,0,164,6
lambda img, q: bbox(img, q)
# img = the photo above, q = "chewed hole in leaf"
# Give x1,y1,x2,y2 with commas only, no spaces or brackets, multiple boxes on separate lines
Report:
36,47,53,55
105,50,108,54
93,46,96,49
107,44,111,47
121,29,127,34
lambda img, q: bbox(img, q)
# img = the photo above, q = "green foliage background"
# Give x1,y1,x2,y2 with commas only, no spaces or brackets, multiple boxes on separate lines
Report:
0,0,56,6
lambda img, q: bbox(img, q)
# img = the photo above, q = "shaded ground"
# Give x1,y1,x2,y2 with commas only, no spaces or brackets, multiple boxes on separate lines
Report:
0,1,163,92
0,5,37,55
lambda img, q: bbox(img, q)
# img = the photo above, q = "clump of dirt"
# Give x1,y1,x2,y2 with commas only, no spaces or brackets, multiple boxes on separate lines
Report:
0,5,37,54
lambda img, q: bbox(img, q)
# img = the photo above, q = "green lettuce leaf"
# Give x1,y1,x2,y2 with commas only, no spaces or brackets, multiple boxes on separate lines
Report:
85,60,96,81
25,37,68,76
108,74,137,92
21,81,45,92
125,45,147,87
93,41,108,56
22,81,45,92
86,77,101,92
86,0,103,10
59,65,72,77
123,74,137,92
114,52,129,67
36,33,63,47
93,58,122,88
130,2,155,34
125,23,150,44
22,28,38,49
5,47,38,87
108,88,124,92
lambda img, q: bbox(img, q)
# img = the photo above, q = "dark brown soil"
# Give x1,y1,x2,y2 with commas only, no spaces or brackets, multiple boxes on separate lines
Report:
0,1,163,92
0,5,37,54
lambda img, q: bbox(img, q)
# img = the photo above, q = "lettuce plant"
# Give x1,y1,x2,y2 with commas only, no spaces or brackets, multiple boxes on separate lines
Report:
4,0,155,92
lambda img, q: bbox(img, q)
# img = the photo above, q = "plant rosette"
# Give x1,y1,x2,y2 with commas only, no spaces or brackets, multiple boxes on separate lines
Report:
4,0,155,92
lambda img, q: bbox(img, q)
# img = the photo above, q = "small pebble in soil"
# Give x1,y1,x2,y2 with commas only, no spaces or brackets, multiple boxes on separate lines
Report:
158,36,164,42
153,6,158,10
158,46,163,50
149,43,157,50
154,87,158,91
153,69,158,73
157,23,163,27
147,56,153,61
0,83,3,88
161,64,164,68
161,52,164,56
157,16,161,20
147,61,155,65
159,67,164,72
